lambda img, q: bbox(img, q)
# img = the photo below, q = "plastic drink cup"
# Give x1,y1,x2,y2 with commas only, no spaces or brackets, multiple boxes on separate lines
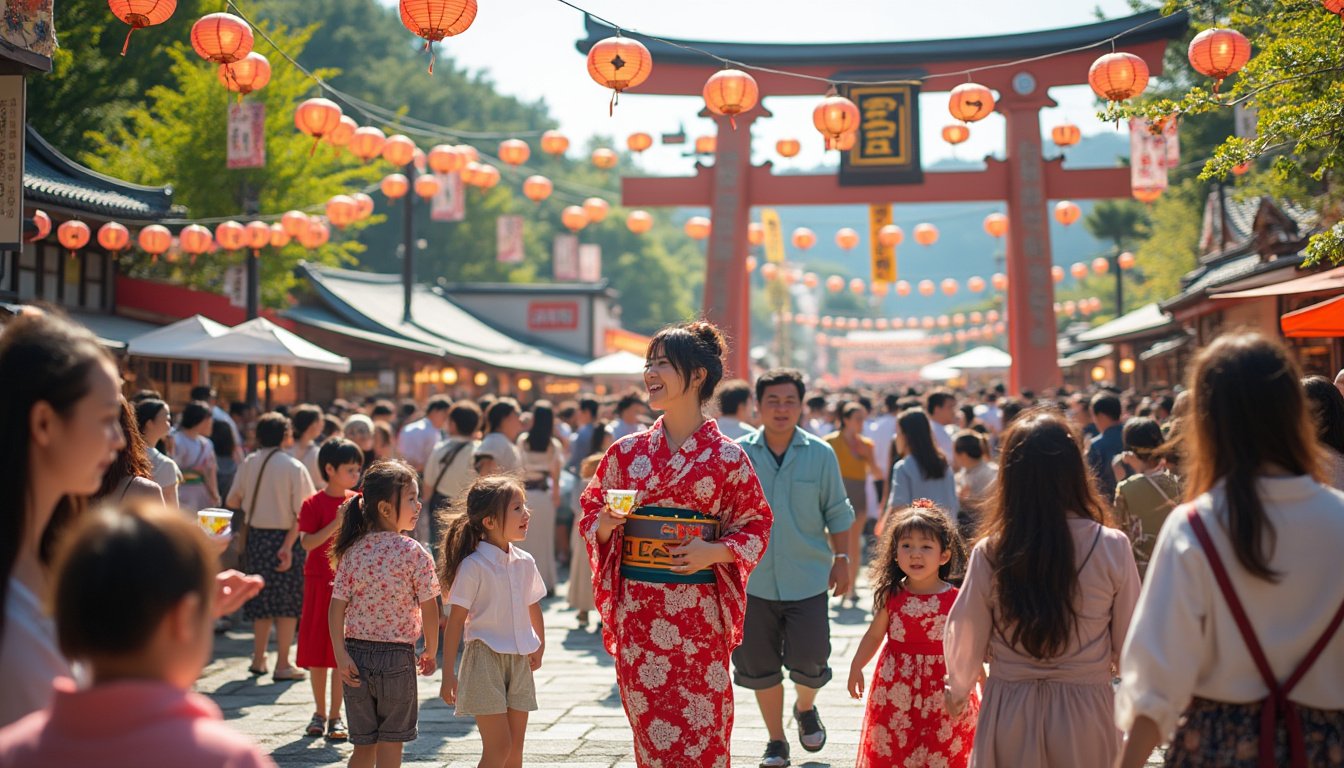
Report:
606,489,637,517
196,508,233,536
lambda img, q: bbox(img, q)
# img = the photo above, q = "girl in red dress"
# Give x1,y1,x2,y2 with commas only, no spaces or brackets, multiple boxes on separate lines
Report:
849,500,977,768
579,322,773,768
296,438,363,741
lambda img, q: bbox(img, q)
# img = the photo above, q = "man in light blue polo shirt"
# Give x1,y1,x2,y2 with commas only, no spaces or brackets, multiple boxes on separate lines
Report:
735,368,854,768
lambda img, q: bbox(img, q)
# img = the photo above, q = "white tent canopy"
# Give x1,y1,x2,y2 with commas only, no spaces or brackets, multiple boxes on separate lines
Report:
936,346,1012,371
918,363,963,381
172,317,351,373
125,314,228,358
581,350,645,378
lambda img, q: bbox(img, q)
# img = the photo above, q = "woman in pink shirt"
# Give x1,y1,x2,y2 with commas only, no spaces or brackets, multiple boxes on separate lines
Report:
0,505,274,768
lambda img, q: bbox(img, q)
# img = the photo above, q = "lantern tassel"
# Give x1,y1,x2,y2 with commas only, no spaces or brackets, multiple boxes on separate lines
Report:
121,27,134,57
429,42,435,75
309,138,320,157
609,89,619,117
730,115,737,131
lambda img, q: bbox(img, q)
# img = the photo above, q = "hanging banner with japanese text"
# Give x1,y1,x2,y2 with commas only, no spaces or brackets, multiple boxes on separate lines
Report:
1161,117,1180,168
496,215,524,264
838,82,922,186
0,76,24,249
578,244,602,282
760,208,785,263
226,102,265,169
553,234,579,280
430,172,465,222
1129,118,1168,193
868,203,896,283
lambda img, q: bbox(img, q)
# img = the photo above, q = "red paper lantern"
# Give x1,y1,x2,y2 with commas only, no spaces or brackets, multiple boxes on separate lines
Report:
694,135,716,155
460,162,483,187
1070,262,1088,279
591,148,618,169
747,222,764,246
324,116,357,148
1187,28,1251,91
627,132,653,153
281,210,310,238
776,139,801,158
217,52,270,95
214,220,247,251
1051,265,1065,283
299,220,330,250
991,273,1008,291
1325,0,1344,16
914,223,939,246
1054,200,1081,226
326,195,359,229
684,216,711,240
244,220,270,250
872,281,889,297
179,224,213,257
812,92,860,149
1092,257,1110,275
1051,123,1081,148
745,256,758,273
703,68,759,129
877,224,903,248
760,263,779,282
382,134,417,167
983,213,1008,238
587,36,653,112
97,222,130,254
27,210,51,242
522,175,553,203
833,130,858,152
398,0,477,74
457,145,479,164
826,275,845,293
498,138,530,167
138,224,171,259
1118,251,1137,270
540,130,569,156
1133,186,1163,203
791,227,816,251
849,278,865,296
967,276,986,293
803,272,819,289
381,173,410,199
1089,52,1150,101
562,206,590,233
427,144,462,174
191,13,252,65
835,228,860,250
110,0,177,56
942,124,970,145
948,83,995,122
475,165,500,189
941,278,958,296
269,223,291,248
583,198,610,223
414,174,441,199
294,98,343,154
626,210,653,234
349,127,387,163
896,280,911,296
918,279,935,297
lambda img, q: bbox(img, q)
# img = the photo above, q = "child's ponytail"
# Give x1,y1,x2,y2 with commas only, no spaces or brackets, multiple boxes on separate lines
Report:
438,474,525,588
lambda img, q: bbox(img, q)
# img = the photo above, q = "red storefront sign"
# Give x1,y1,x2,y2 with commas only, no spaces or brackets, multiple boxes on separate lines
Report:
527,301,579,331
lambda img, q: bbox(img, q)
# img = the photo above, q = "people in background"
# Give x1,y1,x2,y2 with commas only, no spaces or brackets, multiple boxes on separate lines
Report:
342,414,376,477
885,410,958,528
925,390,959,461
372,422,396,463
423,401,482,559
193,385,243,466
804,394,832,437
92,398,165,509
287,405,326,492
517,401,565,593
566,398,600,475
607,392,648,442
1111,417,1181,578
173,401,220,514
1301,374,1344,490
714,378,757,440
952,430,996,540
398,396,451,475
567,424,611,628
1087,392,1126,502
135,398,181,512
825,402,880,609
475,399,524,476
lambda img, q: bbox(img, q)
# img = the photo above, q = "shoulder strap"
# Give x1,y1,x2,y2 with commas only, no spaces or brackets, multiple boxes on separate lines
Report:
244,449,281,528
1076,524,1104,574
429,440,471,497
1141,473,1177,507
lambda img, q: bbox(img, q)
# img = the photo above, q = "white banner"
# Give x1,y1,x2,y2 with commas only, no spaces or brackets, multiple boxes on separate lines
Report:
430,172,465,222
1161,117,1180,168
223,264,247,308
1129,117,1169,193
496,215,524,264
553,234,579,281
226,102,265,169
578,243,601,283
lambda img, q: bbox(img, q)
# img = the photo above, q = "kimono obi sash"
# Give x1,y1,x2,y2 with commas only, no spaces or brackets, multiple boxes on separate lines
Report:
620,506,720,585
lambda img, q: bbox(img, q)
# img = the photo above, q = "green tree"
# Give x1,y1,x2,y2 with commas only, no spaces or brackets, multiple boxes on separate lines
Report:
1084,199,1148,251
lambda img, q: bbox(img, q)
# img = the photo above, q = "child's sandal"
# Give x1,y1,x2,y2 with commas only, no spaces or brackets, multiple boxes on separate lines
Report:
304,714,325,737
326,717,348,741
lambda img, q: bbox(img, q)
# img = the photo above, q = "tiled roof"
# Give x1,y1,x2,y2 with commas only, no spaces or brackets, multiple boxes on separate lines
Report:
1076,303,1175,344
24,127,176,221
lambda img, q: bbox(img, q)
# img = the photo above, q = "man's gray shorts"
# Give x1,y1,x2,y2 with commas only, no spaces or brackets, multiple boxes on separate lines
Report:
732,592,832,690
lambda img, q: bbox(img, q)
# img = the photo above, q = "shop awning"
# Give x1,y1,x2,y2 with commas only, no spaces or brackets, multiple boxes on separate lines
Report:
1212,265,1344,299
918,363,962,381
174,317,351,372
1282,295,1344,338
1139,333,1193,361
1059,343,1113,367
126,314,229,358
933,345,1012,371
1076,303,1174,344
581,350,646,377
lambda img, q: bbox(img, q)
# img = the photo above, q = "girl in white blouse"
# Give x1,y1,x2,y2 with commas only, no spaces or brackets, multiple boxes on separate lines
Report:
1117,333,1344,768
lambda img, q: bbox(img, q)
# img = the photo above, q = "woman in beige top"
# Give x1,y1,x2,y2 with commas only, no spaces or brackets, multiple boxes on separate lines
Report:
517,402,564,593
1117,335,1344,768
943,409,1140,767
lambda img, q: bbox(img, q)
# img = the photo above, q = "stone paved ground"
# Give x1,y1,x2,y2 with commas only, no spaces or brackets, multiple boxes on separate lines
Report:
203,574,1164,767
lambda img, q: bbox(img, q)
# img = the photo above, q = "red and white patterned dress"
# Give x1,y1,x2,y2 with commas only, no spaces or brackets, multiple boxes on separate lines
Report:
856,588,978,768
579,418,772,768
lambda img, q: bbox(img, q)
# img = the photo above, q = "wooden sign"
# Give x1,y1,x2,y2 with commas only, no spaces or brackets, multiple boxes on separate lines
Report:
838,83,922,187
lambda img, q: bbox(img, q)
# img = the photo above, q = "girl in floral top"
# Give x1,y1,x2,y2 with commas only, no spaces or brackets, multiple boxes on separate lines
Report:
849,500,977,768
328,460,440,766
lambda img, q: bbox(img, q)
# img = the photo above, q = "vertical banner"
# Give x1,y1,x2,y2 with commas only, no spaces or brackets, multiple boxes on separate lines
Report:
868,203,896,283
226,102,265,169
431,172,465,222
496,215,524,264
1161,117,1180,168
1129,118,1169,194
578,243,602,282
553,234,579,280
223,264,247,308
0,75,23,249
760,207,785,263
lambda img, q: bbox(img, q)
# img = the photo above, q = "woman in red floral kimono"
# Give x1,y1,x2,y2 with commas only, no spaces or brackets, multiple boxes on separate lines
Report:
580,321,773,768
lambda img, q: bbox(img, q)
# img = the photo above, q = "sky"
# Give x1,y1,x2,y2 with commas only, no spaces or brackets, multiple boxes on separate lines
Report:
379,0,1148,175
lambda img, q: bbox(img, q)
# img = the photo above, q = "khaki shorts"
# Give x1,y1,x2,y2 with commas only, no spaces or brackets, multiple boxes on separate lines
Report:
455,639,537,717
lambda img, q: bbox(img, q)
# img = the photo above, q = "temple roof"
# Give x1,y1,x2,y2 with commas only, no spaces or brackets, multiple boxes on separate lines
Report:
24,127,177,222
576,10,1188,69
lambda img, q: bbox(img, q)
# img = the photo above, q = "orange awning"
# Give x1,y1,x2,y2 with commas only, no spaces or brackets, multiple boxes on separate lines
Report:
1281,294,1344,338
1213,265,1344,299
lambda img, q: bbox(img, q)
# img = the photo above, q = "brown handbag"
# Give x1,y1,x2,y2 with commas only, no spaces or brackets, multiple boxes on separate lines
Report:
233,448,280,573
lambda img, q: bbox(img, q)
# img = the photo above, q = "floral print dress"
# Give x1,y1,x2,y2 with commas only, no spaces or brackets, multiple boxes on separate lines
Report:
857,588,978,768
579,417,772,768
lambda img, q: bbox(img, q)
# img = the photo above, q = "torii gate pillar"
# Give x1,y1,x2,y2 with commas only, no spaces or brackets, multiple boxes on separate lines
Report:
704,110,761,379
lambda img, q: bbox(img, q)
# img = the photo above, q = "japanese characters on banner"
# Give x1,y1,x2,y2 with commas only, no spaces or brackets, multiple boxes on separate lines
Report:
553,233,579,280
868,203,895,283
226,102,265,170
578,243,601,283
1161,117,1179,168
496,215,524,264
223,265,247,308
760,207,785,263
430,172,465,222
0,75,23,249
1129,117,1169,193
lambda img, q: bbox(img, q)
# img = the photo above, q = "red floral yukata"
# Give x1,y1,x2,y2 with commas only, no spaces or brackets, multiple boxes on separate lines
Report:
579,417,772,768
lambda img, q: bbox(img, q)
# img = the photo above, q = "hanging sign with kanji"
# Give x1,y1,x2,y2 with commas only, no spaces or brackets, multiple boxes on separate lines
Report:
496,215,524,263
226,102,265,169
838,83,923,186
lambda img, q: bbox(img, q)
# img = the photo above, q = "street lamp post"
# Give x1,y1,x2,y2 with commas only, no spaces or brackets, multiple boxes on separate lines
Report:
1113,248,1125,317
402,162,416,323
245,248,259,407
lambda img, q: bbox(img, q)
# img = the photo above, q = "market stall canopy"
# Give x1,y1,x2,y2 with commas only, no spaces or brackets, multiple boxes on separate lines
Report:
934,345,1012,372
581,350,646,377
126,314,229,358
174,317,351,373
1281,294,1344,338
918,362,962,381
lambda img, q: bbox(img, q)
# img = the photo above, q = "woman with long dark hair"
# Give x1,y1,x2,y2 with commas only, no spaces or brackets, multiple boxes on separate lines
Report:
943,409,1140,766
134,398,180,511
173,401,219,513
884,409,958,526
825,402,881,608
474,399,524,476
1117,335,1344,768
91,397,164,508
1301,374,1344,490
0,312,126,726
517,401,564,593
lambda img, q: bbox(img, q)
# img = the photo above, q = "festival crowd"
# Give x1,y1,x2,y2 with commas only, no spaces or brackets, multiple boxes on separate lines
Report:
0,307,1341,768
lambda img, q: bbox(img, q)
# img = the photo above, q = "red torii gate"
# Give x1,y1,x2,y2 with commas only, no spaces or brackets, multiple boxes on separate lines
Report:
576,11,1186,393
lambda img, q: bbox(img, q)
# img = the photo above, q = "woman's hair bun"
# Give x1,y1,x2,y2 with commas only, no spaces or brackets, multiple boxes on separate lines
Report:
686,320,727,360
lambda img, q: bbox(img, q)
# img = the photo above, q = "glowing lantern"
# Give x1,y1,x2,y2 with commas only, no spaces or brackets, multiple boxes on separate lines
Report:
703,68,759,129
1070,262,1088,280
190,12,252,64
540,130,569,156
381,173,410,199
299,219,330,250
382,134,417,167
398,0,477,74
1187,28,1251,91
427,144,462,174
991,273,1008,291
776,139,801,158
747,222,764,246
591,148,618,169
878,224,903,247
583,198,610,223
217,52,270,96
1089,52,1150,101
586,36,653,112
627,132,653,153
1064,300,1078,315
138,224,171,260
414,175,441,199
1118,251,1136,270
987,309,1001,323
918,279,935,297
522,175,553,203
269,223,290,248
826,275,844,293
348,193,373,221
760,263,779,281
323,116,357,149
349,127,387,163
746,256,758,273
684,216,711,240
626,210,653,234
833,130,858,152
457,144,479,164
294,98,343,154
498,139,530,167
326,195,359,229
895,280,911,296
942,124,970,145
213,221,245,251
872,281,890,297
1054,200,1081,226
792,227,816,251
1133,186,1163,203
948,82,995,122
695,136,716,155
914,223,939,246
412,148,427,172
1052,265,1065,283
561,206,590,233
179,224,213,258
1092,257,1110,275
477,164,500,190
1052,123,1081,148
983,213,1008,238
275,213,307,242
244,220,271,250
27,210,51,242
803,272,819,289
812,91,861,149
970,311,983,324
849,278,865,295
941,278,958,296
110,0,177,56
835,228,859,250
96,222,130,255
967,276,986,293
460,162,483,186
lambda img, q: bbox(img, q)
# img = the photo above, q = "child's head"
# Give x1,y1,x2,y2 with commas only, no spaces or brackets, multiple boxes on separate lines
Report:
438,475,529,588
870,500,966,606
329,460,420,567
318,437,364,492
53,504,216,690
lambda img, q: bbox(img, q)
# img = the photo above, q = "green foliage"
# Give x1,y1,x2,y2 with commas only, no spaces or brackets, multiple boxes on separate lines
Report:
1084,199,1149,250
